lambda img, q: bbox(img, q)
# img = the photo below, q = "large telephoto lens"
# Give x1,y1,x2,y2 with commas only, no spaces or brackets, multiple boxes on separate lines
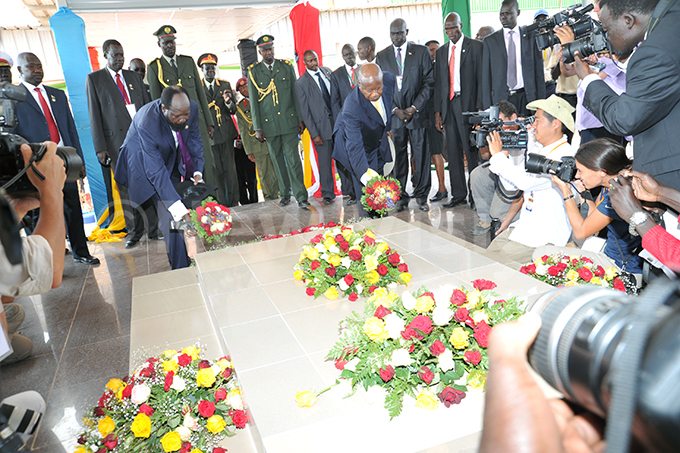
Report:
562,37,596,64
528,284,680,452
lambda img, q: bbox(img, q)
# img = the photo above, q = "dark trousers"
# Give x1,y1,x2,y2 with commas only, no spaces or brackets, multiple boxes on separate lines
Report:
235,146,258,204
213,141,240,207
445,96,479,200
129,197,160,241
392,126,430,204
155,169,189,270
336,160,355,199
316,136,336,199
507,89,530,117
580,127,626,146
63,181,91,259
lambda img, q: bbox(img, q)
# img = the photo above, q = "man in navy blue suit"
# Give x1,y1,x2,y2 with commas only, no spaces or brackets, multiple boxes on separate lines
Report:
115,86,204,269
332,63,396,218
12,52,100,265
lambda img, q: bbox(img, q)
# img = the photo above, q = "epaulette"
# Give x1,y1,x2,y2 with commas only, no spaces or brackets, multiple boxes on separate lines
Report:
248,63,255,69
149,57,160,65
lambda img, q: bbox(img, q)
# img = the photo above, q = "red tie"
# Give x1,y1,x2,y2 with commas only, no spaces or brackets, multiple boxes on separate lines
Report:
350,67,355,88
34,88,60,143
449,45,456,101
116,74,130,104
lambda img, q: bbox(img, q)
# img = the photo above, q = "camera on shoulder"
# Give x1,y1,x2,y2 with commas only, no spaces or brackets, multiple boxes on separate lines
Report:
465,105,533,151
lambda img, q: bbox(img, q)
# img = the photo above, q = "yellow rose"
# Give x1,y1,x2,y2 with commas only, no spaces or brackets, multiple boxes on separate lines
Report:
590,276,602,286
376,242,390,253
160,431,182,452
365,270,380,284
299,252,307,262
163,349,178,359
465,290,483,309
105,378,124,393
364,254,378,271
131,413,151,438
162,359,179,374
467,369,487,390
323,236,336,248
605,267,618,280
293,270,305,280
399,272,412,284
450,327,470,349
415,389,439,410
295,390,317,407
363,317,389,342
565,280,579,286
324,286,339,300
115,385,126,401
216,358,232,371
82,416,95,429
365,230,375,239
566,269,579,281
196,367,216,387
97,416,115,436
182,346,201,359
341,228,353,240
307,247,319,261
369,287,392,308
74,447,92,453
414,295,435,313
206,414,227,434
328,254,342,267
190,449,204,453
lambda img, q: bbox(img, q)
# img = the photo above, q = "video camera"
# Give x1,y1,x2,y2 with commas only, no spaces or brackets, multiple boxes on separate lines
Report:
0,81,82,197
525,153,577,182
526,3,595,50
465,105,533,151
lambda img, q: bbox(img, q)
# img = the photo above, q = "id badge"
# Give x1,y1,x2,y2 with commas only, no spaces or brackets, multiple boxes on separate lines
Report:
525,191,534,212
126,104,137,119
396,76,403,91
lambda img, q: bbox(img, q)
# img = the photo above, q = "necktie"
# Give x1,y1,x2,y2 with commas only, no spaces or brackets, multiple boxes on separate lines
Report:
115,73,130,104
507,30,517,89
208,84,214,98
176,131,194,179
396,47,403,76
316,72,332,113
34,88,60,143
373,99,384,122
448,45,456,101
268,64,273,73
170,58,178,74
350,67,355,88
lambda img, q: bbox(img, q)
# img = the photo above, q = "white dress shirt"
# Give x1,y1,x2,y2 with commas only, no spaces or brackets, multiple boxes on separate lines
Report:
447,34,465,94
307,68,331,93
503,25,524,90
345,63,358,87
21,81,64,146
162,54,178,69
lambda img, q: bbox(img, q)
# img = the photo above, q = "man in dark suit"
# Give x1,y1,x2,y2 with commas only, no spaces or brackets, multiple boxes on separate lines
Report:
129,58,150,98
481,0,545,115
357,37,377,64
333,63,396,218
115,86,204,270
574,0,680,192
198,53,239,207
330,44,360,204
376,18,434,212
295,50,336,205
434,12,484,208
86,39,160,249
12,52,99,265
147,26,215,188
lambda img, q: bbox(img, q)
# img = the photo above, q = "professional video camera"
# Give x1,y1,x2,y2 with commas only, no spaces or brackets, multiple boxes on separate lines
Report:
465,106,533,151
0,81,82,197
529,279,680,452
561,19,609,64
526,3,595,50
525,152,577,182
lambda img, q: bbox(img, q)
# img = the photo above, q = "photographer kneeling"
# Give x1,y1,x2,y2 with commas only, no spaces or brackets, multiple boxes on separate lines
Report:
485,95,575,263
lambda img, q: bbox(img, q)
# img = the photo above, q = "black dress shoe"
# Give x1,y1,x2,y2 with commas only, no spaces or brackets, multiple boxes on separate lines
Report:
429,191,448,202
298,200,311,208
322,198,333,205
74,255,100,265
125,237,141,249
346,197,357,205
396,203,407,212
147,232,164,241
279,198,291,206
418,203,430,212
442,197,466,208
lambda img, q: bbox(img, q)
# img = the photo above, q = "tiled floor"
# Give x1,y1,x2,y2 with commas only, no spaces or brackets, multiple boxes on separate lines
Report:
0,180,497,452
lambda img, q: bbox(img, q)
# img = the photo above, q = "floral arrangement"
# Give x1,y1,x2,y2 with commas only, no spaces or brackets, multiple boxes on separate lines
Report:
75,346,247,453
361,175,402,217
318,280,524,419
520,253,635,294
190,198,232,245
293,225,411,300
261,221,341,241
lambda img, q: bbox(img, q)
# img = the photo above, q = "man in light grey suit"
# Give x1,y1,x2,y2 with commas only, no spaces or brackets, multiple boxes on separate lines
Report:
295,50,336,204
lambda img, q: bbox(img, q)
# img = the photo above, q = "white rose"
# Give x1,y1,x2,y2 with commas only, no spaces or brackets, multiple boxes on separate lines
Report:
402,291,417,310
384,313,406,340
471,310,489,324
438,348,455,372
390,349,412,367
344,358,360,371
432,306,453,326
227,389,244,410
388,282,397,289
130,383,151,404
201,215,208,223
176,426,192,441
183,413,199,431
338,280,349,291
536,264,548,276
315,243,326,252
170,376,186,392
211,364,222,376
320,253,329,261
340,257,352,268
328,245,340,254
356,284,364,294
364,385,386,405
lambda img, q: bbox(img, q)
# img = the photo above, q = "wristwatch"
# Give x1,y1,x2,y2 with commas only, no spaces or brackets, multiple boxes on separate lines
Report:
628,211,649,237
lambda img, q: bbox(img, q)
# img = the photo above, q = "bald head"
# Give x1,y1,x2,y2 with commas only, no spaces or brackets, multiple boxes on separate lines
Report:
302,50,319,71
357,63,383,102
17,52,43,86
444,12,463,44
389,18,408,47
475,26,495,40
357,37,375,62
341,44,356,67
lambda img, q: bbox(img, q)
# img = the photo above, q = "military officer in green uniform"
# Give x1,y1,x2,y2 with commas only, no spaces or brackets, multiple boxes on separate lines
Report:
147,26,216,188
247,35,310,208
235,77,280,201
198,53,239,207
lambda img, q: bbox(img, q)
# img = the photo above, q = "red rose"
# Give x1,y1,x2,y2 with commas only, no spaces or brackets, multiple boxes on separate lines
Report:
472,279,497,291
122,384,133,399
581,257,593,264
520,266,528,274
464,350,482,365
344,274,354,286
221,368,232,379
571,259,580,266
349,292,358,301
418,366,434,385
96,448,107,453
325,266,337,277
548,266,560,277
77,435,87,445
306,287,316,296
429,339,446,356
613,277,626,292
409,315,433,338
377,264,389,276
215,388,227,402
454,307,470,323
398,263,408,272
379,365,395,382
363,235,375,246
474,320,491,348
349,249,362,261
438,387,466,407
335,359,347,370
494,299,506,305
335,234,344,242
198,400,216,418
230,409,248,428
180,442,192,453
451,289,468,306
93,407,105,417
541,255,549,263
578,267,593,282
369,285,377,293
328,221,338,227
408,343,416,353
374,305,392,319
311,261,320,270
177,353,192,366
339,241,350,253
388,252,401,266
197,360,210,369
139,364,154,378
139,403,154,416
164,371,174,392
213,449,228,453
310,234,323,244
526,264,537,274
593,265,605,277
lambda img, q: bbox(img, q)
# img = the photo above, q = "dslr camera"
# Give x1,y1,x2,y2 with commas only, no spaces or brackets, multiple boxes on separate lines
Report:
0,81,82,197
525,152,577,182
465,105,533,151
527,3,596,50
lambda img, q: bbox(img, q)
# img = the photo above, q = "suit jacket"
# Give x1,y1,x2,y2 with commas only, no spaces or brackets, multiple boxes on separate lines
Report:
332,72,396,178
330,64,358,122
114,99,204,207
584,0,680,187
433,37,483,122
295,68,334,140
202,78,237,145
85,68,150,165
481,28,545,109
10,83,84,161
376,42,434,130
247,59,302,137
147,55,214,130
